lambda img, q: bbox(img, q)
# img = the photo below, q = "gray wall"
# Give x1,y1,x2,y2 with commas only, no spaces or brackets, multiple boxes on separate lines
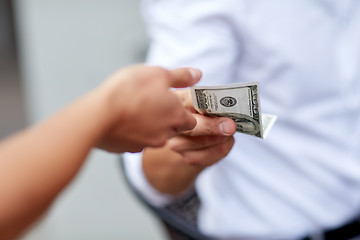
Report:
0,0,25,141
14,1,165,239
0,1,12,55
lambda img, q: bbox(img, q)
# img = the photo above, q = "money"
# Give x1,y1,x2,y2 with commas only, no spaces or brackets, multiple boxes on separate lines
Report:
190,82,277,139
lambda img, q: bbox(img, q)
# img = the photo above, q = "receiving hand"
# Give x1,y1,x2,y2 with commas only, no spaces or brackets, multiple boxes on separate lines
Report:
142,89,236,194
167,89,236,167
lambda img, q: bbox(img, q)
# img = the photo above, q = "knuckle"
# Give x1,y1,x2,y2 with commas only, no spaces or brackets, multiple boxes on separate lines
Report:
150,66,169,79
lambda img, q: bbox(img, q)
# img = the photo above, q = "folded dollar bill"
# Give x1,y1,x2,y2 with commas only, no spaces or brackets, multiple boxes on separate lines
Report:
190,82,277,139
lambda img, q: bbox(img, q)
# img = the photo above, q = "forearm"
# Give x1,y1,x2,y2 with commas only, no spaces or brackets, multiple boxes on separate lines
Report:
143,147,205,195
0,89,111,239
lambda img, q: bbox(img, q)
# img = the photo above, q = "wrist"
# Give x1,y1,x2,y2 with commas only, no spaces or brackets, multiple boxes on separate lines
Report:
93,81,128,132
82,88,119,140
143,147,206,195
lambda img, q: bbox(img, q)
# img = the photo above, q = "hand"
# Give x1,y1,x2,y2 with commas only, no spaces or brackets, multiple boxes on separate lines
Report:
142,89,236,194
167,116,235,167
95,65,201,153
168,89,236,166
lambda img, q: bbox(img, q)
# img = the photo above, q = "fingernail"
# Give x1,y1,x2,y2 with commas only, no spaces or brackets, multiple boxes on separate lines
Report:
189,69,201,81
219,121,231,135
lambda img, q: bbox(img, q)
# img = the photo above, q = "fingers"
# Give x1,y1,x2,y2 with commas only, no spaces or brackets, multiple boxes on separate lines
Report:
181,137,235,167
183,115,237,136
173,110,197,133
168,135,233,153
168,68,202,88
173,89,196,112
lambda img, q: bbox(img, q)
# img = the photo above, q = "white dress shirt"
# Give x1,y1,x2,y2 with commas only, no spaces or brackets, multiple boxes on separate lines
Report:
124,0,360,239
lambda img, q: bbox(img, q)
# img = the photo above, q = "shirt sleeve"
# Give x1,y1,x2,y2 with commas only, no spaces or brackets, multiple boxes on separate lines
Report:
122,0,240,207
123,152,176,207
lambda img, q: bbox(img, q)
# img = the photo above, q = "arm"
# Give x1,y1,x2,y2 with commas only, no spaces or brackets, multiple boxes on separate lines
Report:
0,90,109,240
142,90,236,195
136,0,240,197
0,65,200,239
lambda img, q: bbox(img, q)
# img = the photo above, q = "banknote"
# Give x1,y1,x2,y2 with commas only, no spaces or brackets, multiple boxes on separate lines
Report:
190,82,277,139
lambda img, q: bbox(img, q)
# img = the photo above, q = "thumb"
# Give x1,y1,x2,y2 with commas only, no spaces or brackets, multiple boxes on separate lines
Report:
168,68,202,88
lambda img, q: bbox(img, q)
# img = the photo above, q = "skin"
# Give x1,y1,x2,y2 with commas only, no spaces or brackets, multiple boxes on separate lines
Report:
0,65,201,240
143,90,237,195
96,65,201,152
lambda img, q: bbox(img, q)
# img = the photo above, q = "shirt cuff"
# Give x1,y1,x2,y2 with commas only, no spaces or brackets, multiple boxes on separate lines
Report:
122,152,175,207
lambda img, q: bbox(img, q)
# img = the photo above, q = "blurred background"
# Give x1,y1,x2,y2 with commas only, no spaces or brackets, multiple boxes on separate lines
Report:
0,0,166,239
